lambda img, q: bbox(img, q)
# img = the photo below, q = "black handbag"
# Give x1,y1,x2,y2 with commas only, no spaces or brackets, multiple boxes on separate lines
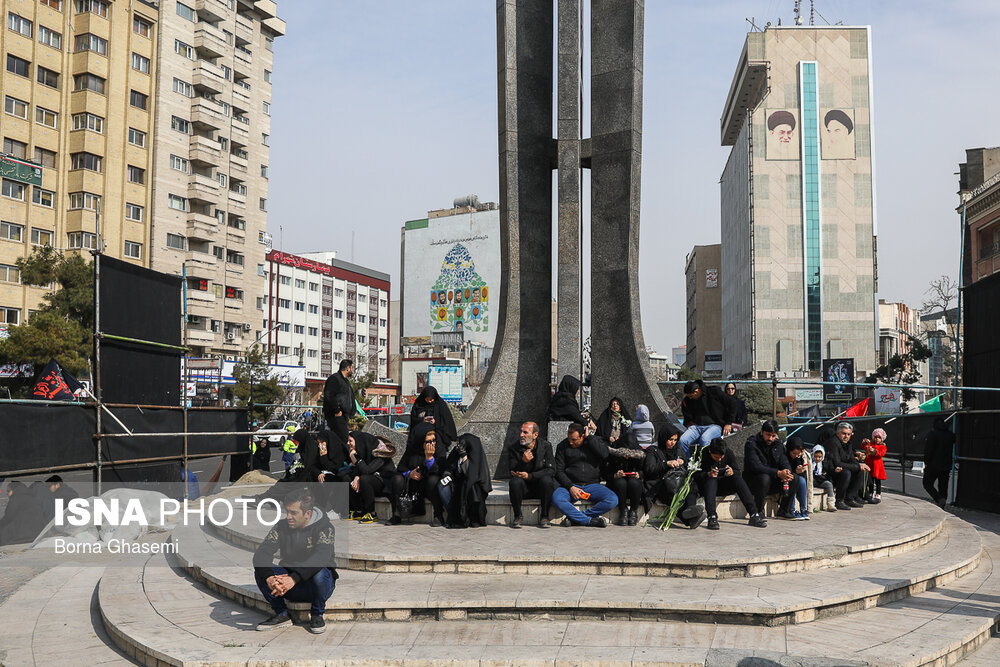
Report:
398,477,418,519
661,468,688,496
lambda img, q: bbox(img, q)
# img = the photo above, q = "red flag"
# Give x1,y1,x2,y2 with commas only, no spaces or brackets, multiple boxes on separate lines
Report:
844,397,870,418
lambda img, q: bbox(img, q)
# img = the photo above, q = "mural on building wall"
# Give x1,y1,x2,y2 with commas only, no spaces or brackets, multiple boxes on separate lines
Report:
765,109,800,160
820,108,856,160
429,243,489,334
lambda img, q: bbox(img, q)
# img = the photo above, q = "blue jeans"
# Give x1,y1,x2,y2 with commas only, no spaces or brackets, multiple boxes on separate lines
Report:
255,566,336,615
551,483,618,526
678,424,722,456
794,474,808,514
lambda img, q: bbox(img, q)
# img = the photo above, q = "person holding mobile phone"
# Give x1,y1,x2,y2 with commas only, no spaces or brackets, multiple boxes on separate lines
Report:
602,428,645,526
551,423,616,527
696,438,767,530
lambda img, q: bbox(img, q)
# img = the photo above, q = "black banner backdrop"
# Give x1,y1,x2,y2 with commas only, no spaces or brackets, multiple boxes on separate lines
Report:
98,255,182,405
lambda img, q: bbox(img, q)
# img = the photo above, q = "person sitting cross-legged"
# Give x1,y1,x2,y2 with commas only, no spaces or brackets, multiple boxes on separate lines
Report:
678,380,736,456
506,421,557,528
551,423,617,527
823,421,870,510
743,420,796,519
696,438,767,530
253,488,338,635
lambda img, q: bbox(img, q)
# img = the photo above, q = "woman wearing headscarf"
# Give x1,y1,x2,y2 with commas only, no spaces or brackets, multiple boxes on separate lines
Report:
439,433,493,528
595,396,631,444
345,431,398,523
392,421,447,526
410,386,458,449
629,405,656,447
725,383,748,430
642,424,706,529
547,375,592,428
0,481,47,546
603,430,645,526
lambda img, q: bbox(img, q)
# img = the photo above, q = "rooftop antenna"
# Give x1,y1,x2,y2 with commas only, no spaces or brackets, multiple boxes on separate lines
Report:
810,0,815,25
793,0,803,25
746,16,763,32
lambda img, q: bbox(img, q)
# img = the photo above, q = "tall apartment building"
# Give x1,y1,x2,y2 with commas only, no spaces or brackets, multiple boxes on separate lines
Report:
1,0,160,332
150,0,284,356
264,250,390,385
720,26,878,379
877,299,926,387
684,244,722,378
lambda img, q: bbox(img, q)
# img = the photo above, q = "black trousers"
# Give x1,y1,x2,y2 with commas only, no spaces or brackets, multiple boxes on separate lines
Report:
606,476,643,512
350,474,391,515
508,476,557,518
650,478,700,526
698,474,758,518
390,472,444,518
923,467,950,503
328,414,349,443
745,473,798,514
833,467,865,501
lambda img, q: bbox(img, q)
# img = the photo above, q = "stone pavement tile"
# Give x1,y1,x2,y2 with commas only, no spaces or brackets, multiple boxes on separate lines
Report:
361,572,434,608
259,620,355,648
631,646,712,667
340,620,424,647
710,624,787,653
561,621,714,649
412,620,499,646
487,620,569,646
553,645,636,666
579,575,653,609
957,636,1000,665
479,645,563,667
515,577,583,609
403,642,487,665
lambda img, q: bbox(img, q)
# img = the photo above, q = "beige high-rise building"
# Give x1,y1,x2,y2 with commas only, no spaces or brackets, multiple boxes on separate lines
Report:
1,0,160,332
149,0,284,356
684,244,722,378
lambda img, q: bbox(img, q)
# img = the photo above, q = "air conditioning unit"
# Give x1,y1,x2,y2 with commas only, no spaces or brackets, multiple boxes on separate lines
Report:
187,315,203,325
226,332,236,341
243,322,252,331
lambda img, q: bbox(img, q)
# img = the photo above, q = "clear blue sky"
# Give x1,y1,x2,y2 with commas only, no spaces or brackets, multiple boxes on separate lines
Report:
268,1,999,354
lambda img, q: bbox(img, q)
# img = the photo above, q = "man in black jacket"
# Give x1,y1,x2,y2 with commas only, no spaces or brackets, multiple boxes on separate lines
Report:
823,421,870,510
253,488,337,634
696,438,767,530
551,423,616,527
507,421,557,528
743,420,795,517
323,359,356,442
679,380,736,455
923,417,955,507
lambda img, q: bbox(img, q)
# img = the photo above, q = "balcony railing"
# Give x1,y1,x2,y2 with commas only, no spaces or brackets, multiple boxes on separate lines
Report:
979,241,1000,260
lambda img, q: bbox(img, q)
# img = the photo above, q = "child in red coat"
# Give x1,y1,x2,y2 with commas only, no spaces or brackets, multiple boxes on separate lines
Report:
864,429,888,503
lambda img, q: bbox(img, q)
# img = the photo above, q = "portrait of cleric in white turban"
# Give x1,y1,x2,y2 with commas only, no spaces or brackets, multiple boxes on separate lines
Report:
765,109,799,160
821,108,856,160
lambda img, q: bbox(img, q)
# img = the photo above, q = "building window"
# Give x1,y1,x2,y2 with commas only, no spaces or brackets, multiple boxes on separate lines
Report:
33,148,56,168
264,69,272,83
294,325,305,334
36,107,58,129
172,78,193,97
2,180,26,201
129,90,148,110
262,101,271,115
309,282,319,292
37,66,59,88
0,263,21,283
40,0,63,10
75,1,108,18
3,138,27,159
6,54,29,78
1,221,24,241
38,25,62,49
217,173,228,187
307,349,318,358
220,64,232,80
0,307,20,325
308,305,319,314
358,335,366,344
294,302,305,312
71,152,102,172
379,338,387,347
294,278,306,289
167,194,187,211
259,198,267,211
278,298,290,309
279,275,291,286
379,318,387,327
133,17,151,38
68,191,100,210
73,73,105,93
125,203,143,221
260,165,268,179
358,314,366,324
262,133,270,147
4,96,28,119
230,183,247,196
127,165,144,184
67,231,97,250
334,309,343,319
8,13,33,37
265,36,273,52
225,286,243,300
308,327,318,336
31,228,53,246
171,116,190,134
32,188,54,208
212,246,224,260
174,39,195,59
75,33,107,55
166,233,185,250
226,250,244,266
176,2,196,22
334,331,343,340
169,155,189,173
131,53,150,74
128,128,146,147
72,112,103,133
123,241,142,259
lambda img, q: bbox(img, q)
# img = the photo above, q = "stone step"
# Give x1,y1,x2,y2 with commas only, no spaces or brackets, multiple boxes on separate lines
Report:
957,634,1000,666
171,516,980,626
0,565,132,666
96,529,1000,667
209,493,947,578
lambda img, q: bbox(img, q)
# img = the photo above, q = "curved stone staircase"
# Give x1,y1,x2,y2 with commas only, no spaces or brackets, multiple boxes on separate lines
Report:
2,493,999,666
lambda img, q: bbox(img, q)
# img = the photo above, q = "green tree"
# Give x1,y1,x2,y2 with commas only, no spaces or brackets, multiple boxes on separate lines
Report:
347,370,375,429
740,383,776,422
0,247,93,379
677,367,702,382
231,345,282,424
865,338,934,409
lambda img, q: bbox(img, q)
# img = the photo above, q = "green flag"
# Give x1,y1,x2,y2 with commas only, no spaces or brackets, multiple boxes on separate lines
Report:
919,394,943,412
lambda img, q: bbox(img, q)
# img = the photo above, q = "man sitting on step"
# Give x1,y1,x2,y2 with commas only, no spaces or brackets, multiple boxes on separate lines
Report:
507,421,557,528
696,438,768,530
551,423,617,527
822,421,871,510
253,487,338,635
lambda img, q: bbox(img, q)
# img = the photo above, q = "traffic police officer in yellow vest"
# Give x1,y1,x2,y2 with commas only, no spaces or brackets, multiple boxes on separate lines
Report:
281,424,299,472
